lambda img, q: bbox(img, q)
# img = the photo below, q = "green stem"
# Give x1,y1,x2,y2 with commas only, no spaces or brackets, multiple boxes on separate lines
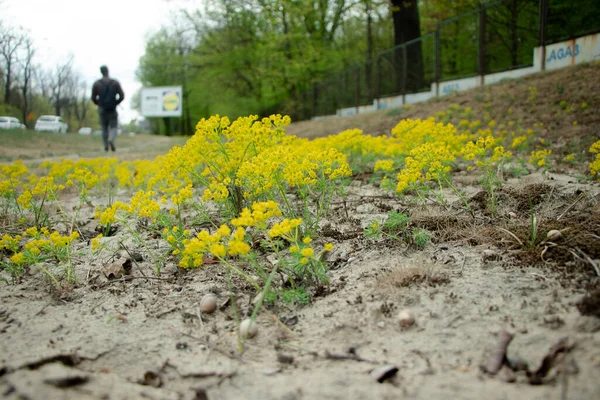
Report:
275,180,295,219
217,256,260,291
443,176,472,215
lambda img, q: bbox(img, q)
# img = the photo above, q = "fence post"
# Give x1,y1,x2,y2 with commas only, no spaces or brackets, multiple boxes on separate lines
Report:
312,83,317,118
402,45,407,104
478,4,487,85
538,0,548,71
355,67,360,114
375,57,381,109
434,23,441,96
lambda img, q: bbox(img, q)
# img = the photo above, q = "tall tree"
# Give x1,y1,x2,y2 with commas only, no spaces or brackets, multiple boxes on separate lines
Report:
0,25,25,104
51,56,74,116
19,36,34,126
71,76,90,130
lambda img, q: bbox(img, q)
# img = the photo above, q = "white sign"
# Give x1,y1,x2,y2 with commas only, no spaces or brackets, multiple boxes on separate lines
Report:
140,86,183,117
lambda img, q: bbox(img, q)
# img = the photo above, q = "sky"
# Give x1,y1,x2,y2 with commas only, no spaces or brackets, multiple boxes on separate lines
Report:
3,0,200,123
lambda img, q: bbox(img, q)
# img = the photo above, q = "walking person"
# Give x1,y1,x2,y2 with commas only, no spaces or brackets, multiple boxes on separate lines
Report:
91,65,124,152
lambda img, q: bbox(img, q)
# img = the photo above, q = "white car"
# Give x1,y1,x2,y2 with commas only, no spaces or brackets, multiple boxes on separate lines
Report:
35,115,68,133
0,116,25,130
78,127,92,135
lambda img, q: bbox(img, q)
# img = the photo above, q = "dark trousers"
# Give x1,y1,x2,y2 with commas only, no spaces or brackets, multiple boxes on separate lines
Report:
99,108,118,151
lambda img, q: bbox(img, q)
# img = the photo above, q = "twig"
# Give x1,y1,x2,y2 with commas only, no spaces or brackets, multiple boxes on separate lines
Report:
528,337,575,385
574,247,600,276
557,194,583,221
324,350,377,364
33,301,52,317
459,250,467,274
446,315,462,328
169,326,244,362
155,307,178,319
119,241,147,277
496,227,524,247
530,271,549,281
93,275,172,289
411,349,433,371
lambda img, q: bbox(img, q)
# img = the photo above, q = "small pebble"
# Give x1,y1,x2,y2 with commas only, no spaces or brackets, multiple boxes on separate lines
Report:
240,319,258,338
546,229,562,241
200,294,217,314
398,309,415,328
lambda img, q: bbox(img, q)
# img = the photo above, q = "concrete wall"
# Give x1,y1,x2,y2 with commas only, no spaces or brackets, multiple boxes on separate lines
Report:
535,33,600,71
484,67,537,85
405,90,436,104
438,76,479,96
313,32,599,121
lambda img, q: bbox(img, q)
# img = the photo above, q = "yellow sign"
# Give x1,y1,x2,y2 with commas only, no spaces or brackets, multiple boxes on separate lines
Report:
162,92,180,112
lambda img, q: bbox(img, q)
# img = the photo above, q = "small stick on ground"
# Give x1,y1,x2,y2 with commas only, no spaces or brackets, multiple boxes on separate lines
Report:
528,337,575,385
169,326,244,362
93,275,172,289
33,301,52,317
482,330,513,375
574,247,600,276
557,194,584,221
496,227,524,247
324,350,376,364
155,307,178,319
119,242,147,277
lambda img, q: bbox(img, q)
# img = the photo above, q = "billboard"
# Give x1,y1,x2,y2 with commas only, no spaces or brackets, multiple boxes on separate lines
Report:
140,86,183,117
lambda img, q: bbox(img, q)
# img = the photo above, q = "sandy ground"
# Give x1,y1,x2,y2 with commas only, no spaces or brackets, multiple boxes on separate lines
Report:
1,169,599,400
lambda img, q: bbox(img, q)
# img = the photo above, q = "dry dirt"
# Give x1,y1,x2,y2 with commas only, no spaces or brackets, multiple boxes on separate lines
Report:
1,170,599,400
0,132,187,164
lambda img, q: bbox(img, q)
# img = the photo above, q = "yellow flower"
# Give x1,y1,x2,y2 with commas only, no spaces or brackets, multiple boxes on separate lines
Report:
303,237,312,244
301,247,314,257
324,243,334,251
24,227,38,237
210,243,226,258
228,240,250,256
529,149,552,168
91,234,103,251
10,252,25,265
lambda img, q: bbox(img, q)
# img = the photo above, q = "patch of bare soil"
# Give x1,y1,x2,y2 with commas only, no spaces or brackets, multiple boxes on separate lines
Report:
0,133,186,164
1,171,599,400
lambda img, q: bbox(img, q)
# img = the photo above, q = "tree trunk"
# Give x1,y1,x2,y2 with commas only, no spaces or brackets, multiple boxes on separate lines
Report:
509,0,519,67
365,0,374,99
390,0,423,92
5,60,12,104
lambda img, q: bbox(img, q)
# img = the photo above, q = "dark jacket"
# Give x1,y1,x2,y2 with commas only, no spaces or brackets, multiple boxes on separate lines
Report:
91,77,125,110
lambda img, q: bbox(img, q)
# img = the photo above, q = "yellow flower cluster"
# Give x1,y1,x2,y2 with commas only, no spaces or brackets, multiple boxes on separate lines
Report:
589,140,600,178
129,190,161,219
268,218,303,238
529,149,552,168
179,223,250,268
391,119,467,193
462,136,512,169
231,201,282,227
3,228,79,266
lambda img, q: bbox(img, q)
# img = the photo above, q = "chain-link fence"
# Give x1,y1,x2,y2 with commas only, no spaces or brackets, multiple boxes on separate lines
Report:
299,0,599,118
